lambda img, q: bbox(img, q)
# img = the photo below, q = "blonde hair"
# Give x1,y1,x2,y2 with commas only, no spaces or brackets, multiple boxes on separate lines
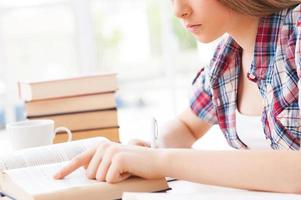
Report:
218,0,301,16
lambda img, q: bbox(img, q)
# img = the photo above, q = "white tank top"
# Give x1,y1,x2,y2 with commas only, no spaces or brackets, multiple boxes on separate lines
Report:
236,110,271,149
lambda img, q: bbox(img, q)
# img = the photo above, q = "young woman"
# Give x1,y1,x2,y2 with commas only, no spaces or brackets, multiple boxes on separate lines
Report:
54,0,301,194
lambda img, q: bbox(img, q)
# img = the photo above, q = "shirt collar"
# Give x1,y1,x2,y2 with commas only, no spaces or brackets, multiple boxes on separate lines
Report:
209,9,289,85
250,11,287,81
209,36,241,86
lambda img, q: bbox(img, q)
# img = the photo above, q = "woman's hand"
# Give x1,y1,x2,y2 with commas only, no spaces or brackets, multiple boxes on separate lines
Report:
53,140,164,183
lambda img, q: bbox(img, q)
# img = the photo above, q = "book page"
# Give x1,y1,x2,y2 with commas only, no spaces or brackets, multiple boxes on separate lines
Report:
4,162,97,194
0,137,106,172
3,162,169,200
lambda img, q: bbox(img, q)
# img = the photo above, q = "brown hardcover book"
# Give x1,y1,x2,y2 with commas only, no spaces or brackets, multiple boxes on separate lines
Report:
28,110,118,132
0,138,169,200
25,93,117,117
54,127,120,143
18,73,118,101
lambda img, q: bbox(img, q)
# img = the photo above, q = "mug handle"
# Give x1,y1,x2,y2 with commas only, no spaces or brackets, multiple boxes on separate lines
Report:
54,127,72,142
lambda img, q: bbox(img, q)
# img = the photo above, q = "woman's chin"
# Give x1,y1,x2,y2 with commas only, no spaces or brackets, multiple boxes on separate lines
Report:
195,35,219,44
193,31,225,44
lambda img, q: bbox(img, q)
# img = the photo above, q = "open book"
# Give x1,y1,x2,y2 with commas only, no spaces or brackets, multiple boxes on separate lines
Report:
0,137,169,200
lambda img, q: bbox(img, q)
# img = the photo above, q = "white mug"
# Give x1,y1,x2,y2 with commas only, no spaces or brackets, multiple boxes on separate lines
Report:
6,119,72,150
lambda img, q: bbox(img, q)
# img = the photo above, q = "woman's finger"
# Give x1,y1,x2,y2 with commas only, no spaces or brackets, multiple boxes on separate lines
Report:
86,143,110,179
53,147,96,179
95,150,113,181
105,154,131,183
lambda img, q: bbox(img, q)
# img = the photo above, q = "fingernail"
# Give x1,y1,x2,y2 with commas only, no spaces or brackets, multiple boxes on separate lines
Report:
53,172,61,179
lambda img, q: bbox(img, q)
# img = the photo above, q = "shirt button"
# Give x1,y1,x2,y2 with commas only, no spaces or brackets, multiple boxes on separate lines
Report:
248,73,256,80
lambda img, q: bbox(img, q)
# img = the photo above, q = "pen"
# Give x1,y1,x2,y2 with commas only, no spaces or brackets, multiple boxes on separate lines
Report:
0,192,16,200
151,117,158,148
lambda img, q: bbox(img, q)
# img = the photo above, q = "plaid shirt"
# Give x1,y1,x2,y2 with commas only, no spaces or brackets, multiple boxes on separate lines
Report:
190,4,301,150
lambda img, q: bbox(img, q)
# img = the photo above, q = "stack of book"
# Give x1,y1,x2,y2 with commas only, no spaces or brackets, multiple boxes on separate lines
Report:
18,73,120,143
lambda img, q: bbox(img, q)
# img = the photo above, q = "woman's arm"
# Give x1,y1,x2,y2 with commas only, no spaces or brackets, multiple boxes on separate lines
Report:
160,149,301,194
55,139,301,194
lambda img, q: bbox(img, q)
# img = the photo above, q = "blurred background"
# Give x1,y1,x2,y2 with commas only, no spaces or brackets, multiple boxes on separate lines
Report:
0,0,222,145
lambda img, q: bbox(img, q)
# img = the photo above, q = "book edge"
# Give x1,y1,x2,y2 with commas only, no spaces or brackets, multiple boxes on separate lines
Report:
27,108,118,118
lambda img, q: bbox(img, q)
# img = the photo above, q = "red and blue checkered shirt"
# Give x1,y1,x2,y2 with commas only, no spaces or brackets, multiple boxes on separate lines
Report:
190,4,301,150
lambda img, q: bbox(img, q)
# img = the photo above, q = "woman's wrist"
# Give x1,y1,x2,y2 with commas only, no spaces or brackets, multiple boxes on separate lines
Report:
154,148,173,178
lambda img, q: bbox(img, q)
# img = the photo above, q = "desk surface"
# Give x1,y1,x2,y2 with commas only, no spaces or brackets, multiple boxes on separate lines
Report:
123,180,301,200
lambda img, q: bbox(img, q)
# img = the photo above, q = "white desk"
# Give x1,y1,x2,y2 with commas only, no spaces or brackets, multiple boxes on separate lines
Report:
123,180,301,200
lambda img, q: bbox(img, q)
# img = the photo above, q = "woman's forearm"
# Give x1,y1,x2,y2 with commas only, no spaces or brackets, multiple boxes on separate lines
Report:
158,118,197,148
158,109,212,148
158,149,301,194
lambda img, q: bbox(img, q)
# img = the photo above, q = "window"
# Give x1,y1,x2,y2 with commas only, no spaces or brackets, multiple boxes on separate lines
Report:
0,0,219,138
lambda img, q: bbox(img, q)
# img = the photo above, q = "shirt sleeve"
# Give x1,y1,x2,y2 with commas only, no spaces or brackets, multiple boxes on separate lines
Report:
189,34,236,125
189,66,218,124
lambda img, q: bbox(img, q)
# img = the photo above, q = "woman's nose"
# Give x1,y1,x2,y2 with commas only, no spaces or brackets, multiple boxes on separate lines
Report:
172,0,191,19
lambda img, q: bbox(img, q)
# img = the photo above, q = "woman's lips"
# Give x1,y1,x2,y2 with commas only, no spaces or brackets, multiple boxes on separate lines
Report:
186,24,202,33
